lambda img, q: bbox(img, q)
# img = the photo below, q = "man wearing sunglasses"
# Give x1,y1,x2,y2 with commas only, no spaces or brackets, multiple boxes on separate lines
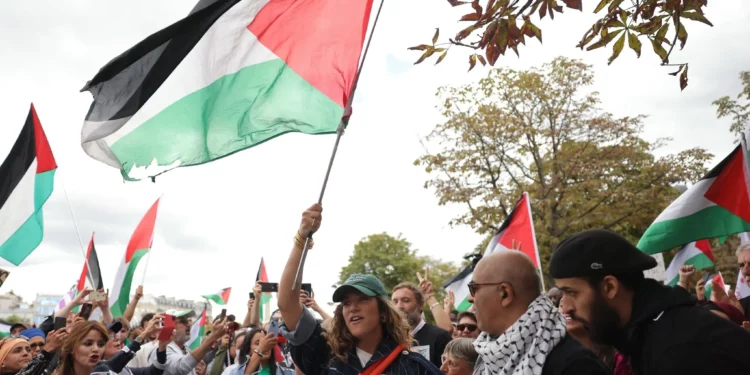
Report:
469,250,610,375
454,312,480,339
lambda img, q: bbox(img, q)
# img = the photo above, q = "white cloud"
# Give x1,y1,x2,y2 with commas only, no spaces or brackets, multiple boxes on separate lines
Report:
0,0,746,317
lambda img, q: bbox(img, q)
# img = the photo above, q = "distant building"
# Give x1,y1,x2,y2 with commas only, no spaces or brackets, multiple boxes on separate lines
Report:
0,293,34,325
33,294,62,326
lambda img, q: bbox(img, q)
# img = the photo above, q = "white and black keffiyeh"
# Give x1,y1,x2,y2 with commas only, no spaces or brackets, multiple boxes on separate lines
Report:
473,295,566,375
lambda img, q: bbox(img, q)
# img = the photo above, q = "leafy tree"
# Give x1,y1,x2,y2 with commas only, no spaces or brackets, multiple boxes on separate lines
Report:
713,71,750,141
338,233,461,301
6,315,23,324
414,57,712,279
409,0,712,90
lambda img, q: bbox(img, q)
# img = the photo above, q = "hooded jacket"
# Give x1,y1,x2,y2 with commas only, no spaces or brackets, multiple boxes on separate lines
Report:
618,279,750,374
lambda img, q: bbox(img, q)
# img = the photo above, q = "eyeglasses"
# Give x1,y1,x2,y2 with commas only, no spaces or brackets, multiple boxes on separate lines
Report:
467,281,512,297
441,356,473,369
456,323,478,332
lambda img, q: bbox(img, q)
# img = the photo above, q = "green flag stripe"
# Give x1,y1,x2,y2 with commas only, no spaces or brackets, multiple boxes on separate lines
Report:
111,249,148,317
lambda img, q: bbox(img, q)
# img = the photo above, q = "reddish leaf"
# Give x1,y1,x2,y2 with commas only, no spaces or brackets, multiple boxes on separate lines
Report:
460,13,480,21
456,25,478,40
435,50,448,65
486,42,499,65
627,31,641,58
680,64,689,91
469,54,478,71
608,32,625,65
472,0,483,15
477,54,488,66
432,29,440,45
447,0,469,6
562,0,582,11
495,21,509,54
480,20,498,48
539,1,547,19
681,11,714,26
408,44,431,51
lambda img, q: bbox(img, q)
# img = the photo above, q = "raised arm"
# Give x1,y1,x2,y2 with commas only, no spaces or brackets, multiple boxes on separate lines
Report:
278,204,321,331
124,285,144,322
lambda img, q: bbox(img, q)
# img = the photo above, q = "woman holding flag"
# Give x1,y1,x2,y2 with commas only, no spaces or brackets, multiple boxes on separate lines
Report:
276,204,442,375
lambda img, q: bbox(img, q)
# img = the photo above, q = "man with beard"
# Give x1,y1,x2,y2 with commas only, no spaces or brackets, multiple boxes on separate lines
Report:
734,243,750,320
469,250,610,375
148,315,229,375
392,282,452,368
550,229,750,375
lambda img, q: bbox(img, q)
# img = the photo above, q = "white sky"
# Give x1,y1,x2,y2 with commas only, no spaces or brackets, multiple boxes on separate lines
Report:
0,0,747,318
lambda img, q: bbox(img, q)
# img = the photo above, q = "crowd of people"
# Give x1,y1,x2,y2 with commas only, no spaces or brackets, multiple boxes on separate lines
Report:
4,205,750,375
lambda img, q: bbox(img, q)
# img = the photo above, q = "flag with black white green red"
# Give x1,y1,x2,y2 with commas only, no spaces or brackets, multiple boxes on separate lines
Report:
704,272,729,300
485,192,541,269
110,199,160,317
638,142,750,254
186,304,207,351
81,0,374,181
664,239,715,286
256,257,271,321
442,265,473,312
77,234,104,291
202,287,231,305
0,104,57,265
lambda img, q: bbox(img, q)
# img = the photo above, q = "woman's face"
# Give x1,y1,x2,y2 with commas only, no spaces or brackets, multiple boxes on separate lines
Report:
341,291,380,339
28,337,45,357
456,316,479,339
2,343,32,372
74,329,106,368
440,353,473,375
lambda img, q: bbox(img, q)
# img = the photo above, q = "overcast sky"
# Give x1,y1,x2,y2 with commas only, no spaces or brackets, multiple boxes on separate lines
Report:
0,0,747,317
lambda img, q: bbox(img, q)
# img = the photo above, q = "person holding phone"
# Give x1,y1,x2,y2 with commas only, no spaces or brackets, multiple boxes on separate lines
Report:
146,315,229,375
276,204,442,375
228,328,279,375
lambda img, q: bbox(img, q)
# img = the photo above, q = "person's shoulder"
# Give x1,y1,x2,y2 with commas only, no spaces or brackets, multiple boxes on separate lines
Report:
400,350,442,375
544,336,611,375
422,323,451,339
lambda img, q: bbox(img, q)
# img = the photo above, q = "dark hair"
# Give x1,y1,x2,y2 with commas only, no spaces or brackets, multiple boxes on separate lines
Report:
585,272,645,291
392,282,424,307
238,328,276,374
141,313,155,328
457,311,477,323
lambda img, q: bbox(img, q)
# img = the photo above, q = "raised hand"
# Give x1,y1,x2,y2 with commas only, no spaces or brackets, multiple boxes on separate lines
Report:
298,204,322,238
44,329,68,352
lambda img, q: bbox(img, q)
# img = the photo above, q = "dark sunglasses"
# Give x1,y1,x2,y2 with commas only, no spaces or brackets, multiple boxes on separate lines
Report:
29,343,45,349
467,281,512,297
456,323,478,332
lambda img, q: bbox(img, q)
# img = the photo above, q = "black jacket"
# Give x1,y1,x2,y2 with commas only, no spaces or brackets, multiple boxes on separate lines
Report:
619,279,750,374
542,335,612,375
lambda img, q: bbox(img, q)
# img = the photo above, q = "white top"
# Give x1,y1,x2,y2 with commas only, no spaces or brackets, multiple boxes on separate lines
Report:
410,319,425,336
355,347,373,368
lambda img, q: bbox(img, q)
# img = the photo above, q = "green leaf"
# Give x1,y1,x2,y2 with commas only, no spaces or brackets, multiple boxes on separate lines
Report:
469,54,477,71
676,21,688,49
407,44,431,51
680,64,689,91
608,32,625,65
432,28,440,45
650,38,669,63
608,0,624,12
668,65,684,76
656,23,669,40
593,0,610,13
627,31,641,58
681,11,714,27
435,50,448,65
415,48,436,64
586,28,624,51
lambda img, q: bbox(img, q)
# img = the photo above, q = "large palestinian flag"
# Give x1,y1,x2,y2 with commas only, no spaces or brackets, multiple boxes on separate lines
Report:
110,199,160,317
81,0,374,180
0,104,57,265
485,192,542,268
664,239,715,286
638,142,750,254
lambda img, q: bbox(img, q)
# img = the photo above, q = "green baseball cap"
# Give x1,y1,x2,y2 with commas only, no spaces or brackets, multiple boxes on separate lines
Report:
332,274,389,302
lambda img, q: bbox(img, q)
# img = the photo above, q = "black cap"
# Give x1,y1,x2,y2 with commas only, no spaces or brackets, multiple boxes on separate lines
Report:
549,229,657,279
107,321,123,333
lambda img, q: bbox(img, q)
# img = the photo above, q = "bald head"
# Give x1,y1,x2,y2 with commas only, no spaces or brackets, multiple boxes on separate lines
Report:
475,250,542,304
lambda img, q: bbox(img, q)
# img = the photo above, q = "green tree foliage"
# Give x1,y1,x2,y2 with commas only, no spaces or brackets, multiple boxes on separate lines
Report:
6,315,23,324
338,233,461,301
713,71,750,141
409,0,712,90
414,57,712,280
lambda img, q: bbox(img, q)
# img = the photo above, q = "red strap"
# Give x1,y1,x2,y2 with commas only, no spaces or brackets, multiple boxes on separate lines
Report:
359,345,405,375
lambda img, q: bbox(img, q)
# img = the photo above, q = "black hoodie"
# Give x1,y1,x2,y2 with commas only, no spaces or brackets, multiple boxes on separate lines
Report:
619,279,750,374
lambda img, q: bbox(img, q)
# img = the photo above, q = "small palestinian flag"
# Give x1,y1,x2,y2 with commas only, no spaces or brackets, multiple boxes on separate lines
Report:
186,304,207,351
638,142,750,254
664,239,716,286
704,273,729,300
77,234,104,291
443,266,473,312
110,199,160,317
81,0,374,181
0,104,57,265
203,287,231,305
485,192,542,268
257,258,271,321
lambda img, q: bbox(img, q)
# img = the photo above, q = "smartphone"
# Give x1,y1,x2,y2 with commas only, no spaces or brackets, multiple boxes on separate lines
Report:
79,303,93,320
89,290,106,302
301,283,313,298
701,272,713,284
219,309,227,321
158,315,176,341
268,319,280,337
54,317,67,330
260,282,278,293
249,292,255,300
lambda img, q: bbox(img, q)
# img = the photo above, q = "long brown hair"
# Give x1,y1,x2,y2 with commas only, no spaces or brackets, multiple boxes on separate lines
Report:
323,296,412,362
57,321,108,375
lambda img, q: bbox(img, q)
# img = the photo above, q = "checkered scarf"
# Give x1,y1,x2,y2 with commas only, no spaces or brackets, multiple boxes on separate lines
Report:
473,295,566,375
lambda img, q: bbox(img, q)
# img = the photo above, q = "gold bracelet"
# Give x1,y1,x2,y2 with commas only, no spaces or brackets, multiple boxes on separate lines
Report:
294,233,314,249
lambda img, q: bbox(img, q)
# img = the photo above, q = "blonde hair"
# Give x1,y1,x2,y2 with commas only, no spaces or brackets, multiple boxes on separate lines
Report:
444,338,478,367
58,321,108,375
323,296,412,362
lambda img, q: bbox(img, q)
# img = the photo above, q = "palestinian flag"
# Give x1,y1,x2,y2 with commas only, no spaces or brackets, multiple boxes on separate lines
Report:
81,0,374,181
186,304,207,351
485,192,542,268
77,234,104,290
704,272,729,300
257,258,271,321
203,287,231,305
0,104,57,265
110,199,160,317
638,142,750,254
664,239,715,286
442,266,473,312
